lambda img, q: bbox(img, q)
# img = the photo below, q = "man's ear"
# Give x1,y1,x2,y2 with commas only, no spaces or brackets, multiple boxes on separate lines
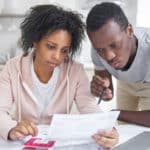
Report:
126,24,133,36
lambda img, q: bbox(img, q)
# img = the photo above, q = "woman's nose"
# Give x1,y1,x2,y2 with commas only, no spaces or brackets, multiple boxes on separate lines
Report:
53,51,61,60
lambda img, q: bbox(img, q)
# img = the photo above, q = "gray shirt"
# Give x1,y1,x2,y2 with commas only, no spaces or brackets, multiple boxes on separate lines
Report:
91,27,150,83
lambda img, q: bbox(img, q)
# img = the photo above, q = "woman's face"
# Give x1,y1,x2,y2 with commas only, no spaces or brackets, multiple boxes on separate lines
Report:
34,29,71,71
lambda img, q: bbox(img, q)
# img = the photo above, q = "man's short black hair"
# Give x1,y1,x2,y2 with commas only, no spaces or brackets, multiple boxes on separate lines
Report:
20,5,85,58
86,2,129,32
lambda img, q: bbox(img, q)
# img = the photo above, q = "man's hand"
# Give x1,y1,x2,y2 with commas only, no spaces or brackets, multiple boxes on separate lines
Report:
91,75,113,100
8,120,38,141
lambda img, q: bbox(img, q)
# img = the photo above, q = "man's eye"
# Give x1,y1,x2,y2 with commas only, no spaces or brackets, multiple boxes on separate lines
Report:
110,43,121,49
110,44,117,49
97,48,105,53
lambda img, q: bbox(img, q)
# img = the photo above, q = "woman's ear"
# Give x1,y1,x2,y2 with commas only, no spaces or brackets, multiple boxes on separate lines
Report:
33,42,37,49
64,55,69,62
127,24,133,36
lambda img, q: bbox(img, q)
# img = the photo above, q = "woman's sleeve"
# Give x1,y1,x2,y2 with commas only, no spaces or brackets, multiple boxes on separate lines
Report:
0,64,17,140
74,64,102,114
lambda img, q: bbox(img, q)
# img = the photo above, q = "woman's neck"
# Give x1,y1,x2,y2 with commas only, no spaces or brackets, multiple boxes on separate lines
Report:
33,58,53,83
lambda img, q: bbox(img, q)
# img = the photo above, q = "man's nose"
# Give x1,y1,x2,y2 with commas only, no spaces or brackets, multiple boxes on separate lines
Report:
104,49,116,62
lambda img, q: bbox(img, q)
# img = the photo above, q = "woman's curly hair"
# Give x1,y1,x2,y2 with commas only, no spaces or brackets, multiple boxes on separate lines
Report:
20,5,85,59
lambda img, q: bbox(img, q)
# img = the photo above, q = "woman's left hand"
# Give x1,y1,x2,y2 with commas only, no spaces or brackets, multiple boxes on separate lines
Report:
92,127,119,149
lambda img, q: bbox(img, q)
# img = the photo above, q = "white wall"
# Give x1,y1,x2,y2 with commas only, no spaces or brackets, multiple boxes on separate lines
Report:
0,0,149,111
49,0,77,10
0,0,77,14
136,0,150,27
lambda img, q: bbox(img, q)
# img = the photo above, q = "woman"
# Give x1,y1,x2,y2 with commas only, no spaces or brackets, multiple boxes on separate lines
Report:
0,5,118,148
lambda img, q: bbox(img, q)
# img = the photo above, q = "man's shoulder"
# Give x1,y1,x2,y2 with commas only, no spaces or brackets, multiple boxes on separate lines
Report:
135,27,150,37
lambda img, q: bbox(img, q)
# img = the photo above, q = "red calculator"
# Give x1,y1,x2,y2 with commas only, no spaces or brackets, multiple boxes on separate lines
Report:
23,138,55,150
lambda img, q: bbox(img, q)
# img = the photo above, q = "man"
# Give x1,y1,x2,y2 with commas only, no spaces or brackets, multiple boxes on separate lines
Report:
86,2,150,126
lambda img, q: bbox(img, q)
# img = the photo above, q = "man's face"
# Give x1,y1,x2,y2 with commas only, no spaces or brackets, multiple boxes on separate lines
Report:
88,20,134,70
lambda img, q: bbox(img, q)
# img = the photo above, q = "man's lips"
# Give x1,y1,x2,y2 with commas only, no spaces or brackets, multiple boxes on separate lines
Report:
110,61,120,68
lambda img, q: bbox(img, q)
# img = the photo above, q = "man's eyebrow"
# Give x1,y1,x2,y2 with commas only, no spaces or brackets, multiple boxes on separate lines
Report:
95,48,105,51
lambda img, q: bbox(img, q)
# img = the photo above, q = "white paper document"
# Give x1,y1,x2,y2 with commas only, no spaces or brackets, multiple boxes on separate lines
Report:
48,111,120,146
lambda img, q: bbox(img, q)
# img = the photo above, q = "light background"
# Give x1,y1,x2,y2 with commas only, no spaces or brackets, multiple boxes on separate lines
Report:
0,0,150,111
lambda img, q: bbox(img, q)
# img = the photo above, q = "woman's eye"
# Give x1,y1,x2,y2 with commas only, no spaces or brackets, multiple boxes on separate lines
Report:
62,49,69,53
46,44,55,49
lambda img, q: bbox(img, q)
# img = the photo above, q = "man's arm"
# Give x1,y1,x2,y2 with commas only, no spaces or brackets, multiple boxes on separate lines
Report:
118,110,150,127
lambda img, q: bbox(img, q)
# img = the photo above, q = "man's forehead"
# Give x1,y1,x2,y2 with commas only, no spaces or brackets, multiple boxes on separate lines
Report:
88,22,122,46
89,29,123,48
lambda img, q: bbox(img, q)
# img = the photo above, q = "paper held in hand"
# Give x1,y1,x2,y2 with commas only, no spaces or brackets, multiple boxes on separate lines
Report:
48,111,120,146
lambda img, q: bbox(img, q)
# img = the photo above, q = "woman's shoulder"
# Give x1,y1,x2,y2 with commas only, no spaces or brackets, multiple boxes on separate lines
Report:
60,60,85,78
69,60,84,68
6,54,21,66
2,54,23,73
68,60,85,73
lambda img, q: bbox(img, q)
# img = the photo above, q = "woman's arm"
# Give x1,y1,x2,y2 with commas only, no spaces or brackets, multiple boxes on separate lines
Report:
92,127,119,149
8,120,38,141
73,64,119,148
73,64,101,113
0,64,17,140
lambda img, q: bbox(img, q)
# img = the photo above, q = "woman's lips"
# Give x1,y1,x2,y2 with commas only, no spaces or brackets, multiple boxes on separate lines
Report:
47,62,57,68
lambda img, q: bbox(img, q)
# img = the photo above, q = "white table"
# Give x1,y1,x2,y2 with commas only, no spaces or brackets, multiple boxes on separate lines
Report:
115,124,150,146
0,124,150,150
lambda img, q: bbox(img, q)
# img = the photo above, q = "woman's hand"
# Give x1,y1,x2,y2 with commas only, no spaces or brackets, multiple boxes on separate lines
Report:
92,127,119,149
8,120,38,141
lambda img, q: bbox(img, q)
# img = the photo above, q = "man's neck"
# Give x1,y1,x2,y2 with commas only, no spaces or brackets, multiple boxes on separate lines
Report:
122,35,138,71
